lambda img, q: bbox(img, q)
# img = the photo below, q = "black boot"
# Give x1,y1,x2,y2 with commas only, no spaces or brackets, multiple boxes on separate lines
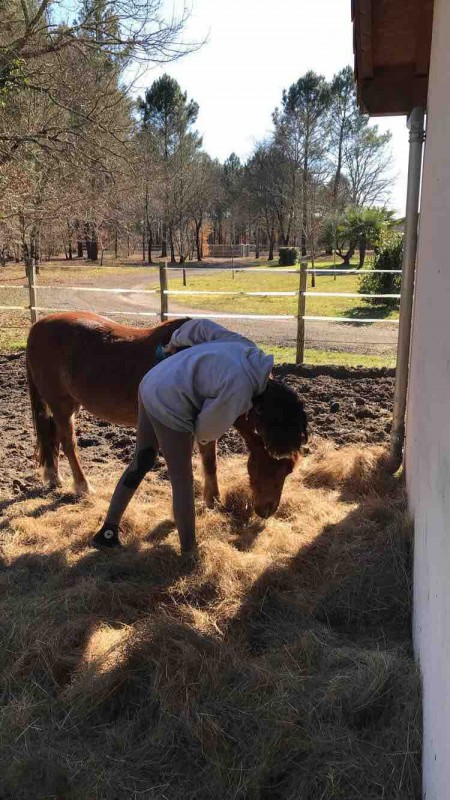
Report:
91,523,122,550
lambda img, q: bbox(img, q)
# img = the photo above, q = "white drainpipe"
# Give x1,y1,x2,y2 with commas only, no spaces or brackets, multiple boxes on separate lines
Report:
390,107,426,470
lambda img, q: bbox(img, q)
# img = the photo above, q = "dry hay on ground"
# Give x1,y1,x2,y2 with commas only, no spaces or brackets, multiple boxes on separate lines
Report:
301,441,396,497
0,447,420,800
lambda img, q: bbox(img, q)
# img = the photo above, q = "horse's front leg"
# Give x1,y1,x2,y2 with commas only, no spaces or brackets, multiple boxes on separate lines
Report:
198,440,220,508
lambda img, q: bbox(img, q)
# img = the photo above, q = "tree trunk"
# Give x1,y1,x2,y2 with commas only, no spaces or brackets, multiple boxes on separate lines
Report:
147,227,153,264
332,128,344,206
301,146,309,257
68,241,73,260
77,241,83,258
255,229,260,259
36,236,40,274
161,222,168,258
114,226,118,259
169,228,176,264
268,229,275,261
127,235,130,257
359,234,366,268
142,209,146,261
338,244,355,267
86,233,98,262
301,217,307,256
195,222,202,261
30,228,40,274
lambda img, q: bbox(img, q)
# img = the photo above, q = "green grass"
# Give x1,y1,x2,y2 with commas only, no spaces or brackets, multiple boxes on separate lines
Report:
0,329,28,352
168,269,399,320
0,331,396,368
266,344,396,369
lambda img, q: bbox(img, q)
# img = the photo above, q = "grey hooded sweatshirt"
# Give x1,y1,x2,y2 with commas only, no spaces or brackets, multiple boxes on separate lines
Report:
139,319,274,443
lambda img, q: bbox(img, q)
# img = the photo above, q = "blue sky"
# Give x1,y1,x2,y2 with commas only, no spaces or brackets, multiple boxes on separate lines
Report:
132,0,409,215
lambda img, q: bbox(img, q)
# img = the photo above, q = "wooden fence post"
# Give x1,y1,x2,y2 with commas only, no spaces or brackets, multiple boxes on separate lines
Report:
296,262,307,364
27,260,38,324
159,262,168,320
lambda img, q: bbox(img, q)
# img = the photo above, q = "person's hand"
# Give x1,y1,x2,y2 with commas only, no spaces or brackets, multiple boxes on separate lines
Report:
163,342,177,355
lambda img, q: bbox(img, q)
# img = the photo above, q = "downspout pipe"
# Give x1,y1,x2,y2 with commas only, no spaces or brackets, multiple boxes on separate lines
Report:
390,107,426,470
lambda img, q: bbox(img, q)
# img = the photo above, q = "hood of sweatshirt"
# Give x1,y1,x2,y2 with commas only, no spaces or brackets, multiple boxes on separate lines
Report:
242,347,274,397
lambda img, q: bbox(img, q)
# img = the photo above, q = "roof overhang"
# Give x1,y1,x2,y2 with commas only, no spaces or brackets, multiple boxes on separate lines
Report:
352,0,434,115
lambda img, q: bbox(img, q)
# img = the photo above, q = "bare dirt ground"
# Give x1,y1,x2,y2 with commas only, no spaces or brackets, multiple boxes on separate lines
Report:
0,260,399,355
0,352,394,499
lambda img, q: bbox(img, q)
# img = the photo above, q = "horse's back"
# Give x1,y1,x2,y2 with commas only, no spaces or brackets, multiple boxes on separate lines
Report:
26,312,187,426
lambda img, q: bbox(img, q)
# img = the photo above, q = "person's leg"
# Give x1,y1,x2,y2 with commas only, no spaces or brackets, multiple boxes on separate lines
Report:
150,416,196,553
92,393,158,549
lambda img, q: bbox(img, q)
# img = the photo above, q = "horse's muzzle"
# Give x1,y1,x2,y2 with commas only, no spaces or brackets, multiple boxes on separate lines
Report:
254,501,277,519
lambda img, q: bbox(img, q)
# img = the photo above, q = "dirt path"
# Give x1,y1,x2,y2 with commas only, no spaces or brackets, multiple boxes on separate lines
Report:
32,268,398,356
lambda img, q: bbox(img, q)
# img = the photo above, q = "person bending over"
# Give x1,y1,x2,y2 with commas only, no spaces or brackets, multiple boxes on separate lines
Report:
92,319,307,554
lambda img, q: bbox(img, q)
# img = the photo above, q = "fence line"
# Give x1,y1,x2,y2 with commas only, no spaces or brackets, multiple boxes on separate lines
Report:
164,266,402,275
31,285,158,295
1,305,400,325
0,262,401,363
164,290,400,300
28,307,159,317
165,290,298,297
168,312,295,321
304,315,399,324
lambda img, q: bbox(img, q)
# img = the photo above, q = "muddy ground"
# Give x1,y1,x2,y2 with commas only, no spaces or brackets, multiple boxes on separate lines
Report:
0,353,395,498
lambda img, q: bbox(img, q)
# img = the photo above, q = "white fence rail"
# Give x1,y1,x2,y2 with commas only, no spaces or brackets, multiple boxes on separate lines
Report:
0,262,400,363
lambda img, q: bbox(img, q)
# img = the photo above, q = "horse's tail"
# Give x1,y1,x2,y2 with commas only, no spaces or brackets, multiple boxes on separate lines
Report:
26,356,59,471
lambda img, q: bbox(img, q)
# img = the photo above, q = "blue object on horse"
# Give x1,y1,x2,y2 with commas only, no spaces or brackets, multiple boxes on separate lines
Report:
155,343,168,363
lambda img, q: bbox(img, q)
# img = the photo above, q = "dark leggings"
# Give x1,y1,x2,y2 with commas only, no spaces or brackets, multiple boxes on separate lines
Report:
104,392,195,552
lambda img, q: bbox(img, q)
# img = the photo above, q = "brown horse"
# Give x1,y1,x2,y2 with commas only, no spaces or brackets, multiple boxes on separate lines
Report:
26,312,299,518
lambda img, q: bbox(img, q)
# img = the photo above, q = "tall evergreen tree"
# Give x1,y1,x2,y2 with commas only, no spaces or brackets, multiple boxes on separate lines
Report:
139,75,201,260
274,71,332,255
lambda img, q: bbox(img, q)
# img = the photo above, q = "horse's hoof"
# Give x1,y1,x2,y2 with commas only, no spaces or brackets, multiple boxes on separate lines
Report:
75,481,94,496
44,469,63,489
204,494,220,509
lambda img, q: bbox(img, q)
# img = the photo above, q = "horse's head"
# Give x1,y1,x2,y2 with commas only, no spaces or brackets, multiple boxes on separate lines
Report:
247,441,298,518
235,381,307,518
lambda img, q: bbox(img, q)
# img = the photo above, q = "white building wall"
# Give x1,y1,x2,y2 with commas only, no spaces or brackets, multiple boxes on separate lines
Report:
406,0,450,797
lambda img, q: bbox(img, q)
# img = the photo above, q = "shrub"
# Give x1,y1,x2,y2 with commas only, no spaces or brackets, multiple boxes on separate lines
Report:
278,247,298,266
359,234,402,307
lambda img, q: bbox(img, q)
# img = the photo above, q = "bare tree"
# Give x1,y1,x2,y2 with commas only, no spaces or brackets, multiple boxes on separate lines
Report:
0,1,199,166
189,154,220,261
245,143,280,259
344,124,393,207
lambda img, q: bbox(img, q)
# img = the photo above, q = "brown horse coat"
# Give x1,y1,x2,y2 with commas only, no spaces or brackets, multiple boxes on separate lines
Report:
26,312,297,516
